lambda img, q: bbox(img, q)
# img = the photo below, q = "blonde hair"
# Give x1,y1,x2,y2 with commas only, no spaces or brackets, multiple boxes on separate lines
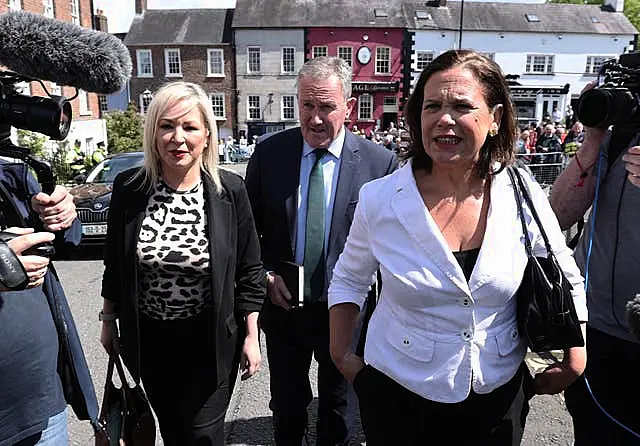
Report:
135,81,221,193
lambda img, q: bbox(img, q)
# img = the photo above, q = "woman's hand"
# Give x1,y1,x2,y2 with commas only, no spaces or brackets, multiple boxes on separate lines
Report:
100,321,120,356
240,333,261,381
333,352,365,383
534,346,586,395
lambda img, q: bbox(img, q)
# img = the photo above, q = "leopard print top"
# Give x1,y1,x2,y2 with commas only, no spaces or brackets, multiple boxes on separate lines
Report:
136,180,211,320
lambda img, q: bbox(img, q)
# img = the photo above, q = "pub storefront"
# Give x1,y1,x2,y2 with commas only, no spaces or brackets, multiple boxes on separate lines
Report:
509,84,570,128
348,81,402,135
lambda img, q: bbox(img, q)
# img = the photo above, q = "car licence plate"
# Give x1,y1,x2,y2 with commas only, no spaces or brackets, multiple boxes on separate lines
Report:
82,224,107,235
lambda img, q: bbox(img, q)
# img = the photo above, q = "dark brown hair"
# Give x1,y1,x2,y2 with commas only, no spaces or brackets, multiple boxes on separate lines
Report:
403,49,517,179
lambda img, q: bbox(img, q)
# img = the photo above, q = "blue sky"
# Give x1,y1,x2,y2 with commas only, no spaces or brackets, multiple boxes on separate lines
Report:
94,0,237,33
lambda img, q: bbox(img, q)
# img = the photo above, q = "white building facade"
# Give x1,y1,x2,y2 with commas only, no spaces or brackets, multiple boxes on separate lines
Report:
408,0,636,126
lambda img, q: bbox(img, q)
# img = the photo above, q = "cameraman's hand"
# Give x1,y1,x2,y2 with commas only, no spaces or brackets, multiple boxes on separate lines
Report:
31,186,77,232
623,146,640,188
4,228,55,289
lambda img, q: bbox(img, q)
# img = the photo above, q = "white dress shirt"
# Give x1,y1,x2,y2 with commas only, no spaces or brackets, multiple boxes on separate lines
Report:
328,161,587,403
294,128,345,264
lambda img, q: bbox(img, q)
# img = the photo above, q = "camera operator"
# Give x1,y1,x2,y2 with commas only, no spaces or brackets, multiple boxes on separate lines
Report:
0,160,98,445
550,80,640,445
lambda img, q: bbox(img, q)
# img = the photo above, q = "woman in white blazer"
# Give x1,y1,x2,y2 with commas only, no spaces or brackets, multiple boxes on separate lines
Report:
328,50,587,445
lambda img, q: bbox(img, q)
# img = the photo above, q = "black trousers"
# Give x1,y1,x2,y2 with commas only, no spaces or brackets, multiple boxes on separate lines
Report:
565,326,640,445
354,363,533,446
266,302,356,446
139,310,230,446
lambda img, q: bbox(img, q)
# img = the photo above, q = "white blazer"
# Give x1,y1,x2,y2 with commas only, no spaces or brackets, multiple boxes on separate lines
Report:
328,161,587,403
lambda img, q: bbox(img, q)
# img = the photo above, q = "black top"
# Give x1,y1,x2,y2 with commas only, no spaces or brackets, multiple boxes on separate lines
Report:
452,247,481,282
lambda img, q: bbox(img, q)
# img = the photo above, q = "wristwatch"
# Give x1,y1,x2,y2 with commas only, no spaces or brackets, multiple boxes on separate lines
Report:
98,310,117,322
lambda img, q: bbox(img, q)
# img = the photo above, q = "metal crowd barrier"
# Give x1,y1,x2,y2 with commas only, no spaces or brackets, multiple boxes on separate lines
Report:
515,151,568,188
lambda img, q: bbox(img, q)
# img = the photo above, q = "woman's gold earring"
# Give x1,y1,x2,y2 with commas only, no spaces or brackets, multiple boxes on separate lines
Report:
488,122,499,137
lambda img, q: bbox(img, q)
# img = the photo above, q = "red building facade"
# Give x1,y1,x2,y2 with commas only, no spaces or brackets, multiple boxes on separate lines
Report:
306,27,406,135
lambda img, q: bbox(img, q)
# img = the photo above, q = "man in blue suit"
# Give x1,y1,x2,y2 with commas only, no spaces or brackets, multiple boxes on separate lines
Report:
245,56,397,446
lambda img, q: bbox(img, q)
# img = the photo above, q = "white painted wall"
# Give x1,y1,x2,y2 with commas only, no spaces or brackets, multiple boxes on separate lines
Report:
413,30,633,97
412,29,634,124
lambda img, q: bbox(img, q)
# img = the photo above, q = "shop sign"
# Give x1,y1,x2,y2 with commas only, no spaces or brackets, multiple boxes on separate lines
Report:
352,82,399,93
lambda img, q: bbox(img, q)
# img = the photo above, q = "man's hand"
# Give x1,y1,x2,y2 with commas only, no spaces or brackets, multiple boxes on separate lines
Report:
4,227,54,289
623,146,640,188
267,272,293,310
333,351,365,383
31,185,77,232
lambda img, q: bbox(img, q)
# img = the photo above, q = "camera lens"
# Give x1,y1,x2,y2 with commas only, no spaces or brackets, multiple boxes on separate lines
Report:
577,87,636,128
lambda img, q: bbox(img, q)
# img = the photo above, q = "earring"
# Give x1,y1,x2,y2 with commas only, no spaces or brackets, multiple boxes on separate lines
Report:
488,122,499,137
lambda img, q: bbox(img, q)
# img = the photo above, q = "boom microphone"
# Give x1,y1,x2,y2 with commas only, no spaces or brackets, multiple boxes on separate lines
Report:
0,11,131,94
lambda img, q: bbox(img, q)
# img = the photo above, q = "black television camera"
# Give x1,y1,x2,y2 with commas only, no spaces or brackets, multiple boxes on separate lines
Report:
577,52,640,129
0,69,73,258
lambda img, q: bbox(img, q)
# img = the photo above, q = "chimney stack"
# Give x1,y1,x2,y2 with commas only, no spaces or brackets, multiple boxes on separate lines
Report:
603,0,624,12
135,0,147,15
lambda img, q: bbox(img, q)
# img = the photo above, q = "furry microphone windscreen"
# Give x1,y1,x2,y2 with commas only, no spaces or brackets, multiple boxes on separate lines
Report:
625,294,640,341
0,11,132,94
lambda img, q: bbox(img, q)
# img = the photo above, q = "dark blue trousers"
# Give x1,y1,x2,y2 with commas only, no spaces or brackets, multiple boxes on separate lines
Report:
265,302,357,446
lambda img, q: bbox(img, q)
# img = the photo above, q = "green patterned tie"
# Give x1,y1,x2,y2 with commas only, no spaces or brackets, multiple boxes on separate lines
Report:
303,148,327,302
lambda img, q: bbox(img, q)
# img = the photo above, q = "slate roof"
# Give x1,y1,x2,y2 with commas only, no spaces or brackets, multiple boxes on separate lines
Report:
232,0,406,28
125,9,232,45
232,0,636,35
405,1,636,34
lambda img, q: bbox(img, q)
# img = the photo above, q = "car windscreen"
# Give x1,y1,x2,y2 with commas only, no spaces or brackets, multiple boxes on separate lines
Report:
86,155,144,183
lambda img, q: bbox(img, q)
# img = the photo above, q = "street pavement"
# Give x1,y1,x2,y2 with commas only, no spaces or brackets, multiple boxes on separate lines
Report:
59,162,575,445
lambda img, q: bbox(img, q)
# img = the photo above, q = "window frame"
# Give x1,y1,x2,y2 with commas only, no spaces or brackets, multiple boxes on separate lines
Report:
78,90,91,116
136,49,153,78
358,94,373,121
43,0,54,17
247,95,261,120
281,94,296,121
312,46,328,59
164,48,182,77
337,46,353,67
415,51,434,71
247,47,262,74
210,93,226,120
207,48,225,77
525,54,554,74
281,47,296,74
375,46,391,75
70,0,79,24
585,56,608,75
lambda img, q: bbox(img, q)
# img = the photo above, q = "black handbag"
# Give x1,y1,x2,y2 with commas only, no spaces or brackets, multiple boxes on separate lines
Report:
507,166,585,352
95,354,156,446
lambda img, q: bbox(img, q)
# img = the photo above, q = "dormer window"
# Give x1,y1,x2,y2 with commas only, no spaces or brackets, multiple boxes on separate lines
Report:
591,16,600,23
374,8,388,17
525,14,540,22
416,10,432,20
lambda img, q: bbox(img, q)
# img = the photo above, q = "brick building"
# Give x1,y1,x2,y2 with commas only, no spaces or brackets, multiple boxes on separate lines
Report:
0,0,106,155
125,1,236,140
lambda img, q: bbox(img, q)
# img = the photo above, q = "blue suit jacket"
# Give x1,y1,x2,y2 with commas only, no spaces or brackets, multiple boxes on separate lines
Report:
245,127,397,334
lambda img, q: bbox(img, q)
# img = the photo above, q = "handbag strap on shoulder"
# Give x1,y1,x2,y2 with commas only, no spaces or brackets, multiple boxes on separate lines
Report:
507,166,533,257
511,167,554,255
